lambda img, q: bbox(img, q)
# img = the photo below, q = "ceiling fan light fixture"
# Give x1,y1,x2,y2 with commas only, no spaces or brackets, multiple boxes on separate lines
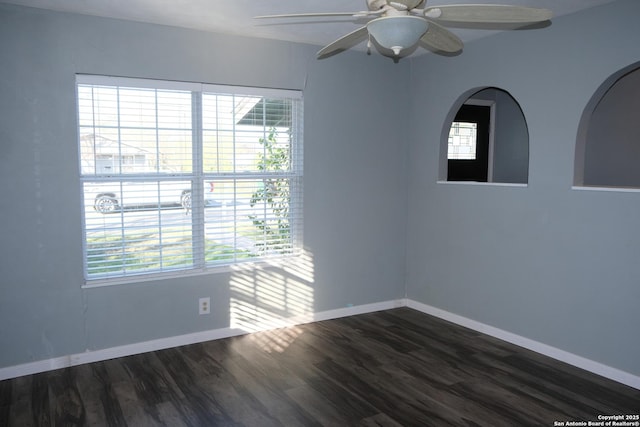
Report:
366,16,428,56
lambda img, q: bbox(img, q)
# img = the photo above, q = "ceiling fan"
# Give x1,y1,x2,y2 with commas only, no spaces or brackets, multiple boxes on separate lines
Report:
255,0,552,60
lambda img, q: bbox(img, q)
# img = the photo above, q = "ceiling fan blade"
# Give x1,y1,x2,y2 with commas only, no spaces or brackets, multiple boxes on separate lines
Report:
389,0,424,10
255,11,378,19
420,20,463,53
317,26,369,59
424,5,552,24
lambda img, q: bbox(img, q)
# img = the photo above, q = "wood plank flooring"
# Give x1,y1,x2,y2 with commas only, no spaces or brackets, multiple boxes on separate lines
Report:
1,308,638,426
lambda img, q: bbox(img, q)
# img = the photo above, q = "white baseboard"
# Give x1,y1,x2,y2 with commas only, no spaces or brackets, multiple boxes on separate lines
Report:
2,298,638,392
406,299,640,391
0,299,404,381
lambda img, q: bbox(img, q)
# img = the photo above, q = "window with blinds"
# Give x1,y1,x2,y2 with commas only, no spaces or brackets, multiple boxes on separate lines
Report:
77,76,303,284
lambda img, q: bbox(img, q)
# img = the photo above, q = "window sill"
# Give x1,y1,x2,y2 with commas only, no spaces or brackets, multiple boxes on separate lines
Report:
437,181,527,188
82,256,300,289
571,185,640,193
82,266,232,289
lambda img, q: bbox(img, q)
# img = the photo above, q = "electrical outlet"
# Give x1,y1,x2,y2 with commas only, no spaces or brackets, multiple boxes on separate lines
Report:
199,297,210,315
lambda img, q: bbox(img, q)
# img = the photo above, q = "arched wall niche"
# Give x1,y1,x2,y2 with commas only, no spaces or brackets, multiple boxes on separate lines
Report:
575,61,640,188
439,87,529,184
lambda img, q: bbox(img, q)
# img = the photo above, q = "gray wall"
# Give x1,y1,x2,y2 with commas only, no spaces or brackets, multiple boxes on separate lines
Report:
0,4,409,368
406,0,640,376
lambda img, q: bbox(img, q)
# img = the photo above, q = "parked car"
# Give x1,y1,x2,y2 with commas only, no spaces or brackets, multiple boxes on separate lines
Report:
86,181,219,213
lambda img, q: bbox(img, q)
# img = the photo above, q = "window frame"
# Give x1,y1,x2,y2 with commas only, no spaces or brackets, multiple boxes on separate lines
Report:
446,101,495,182
76,75,303,287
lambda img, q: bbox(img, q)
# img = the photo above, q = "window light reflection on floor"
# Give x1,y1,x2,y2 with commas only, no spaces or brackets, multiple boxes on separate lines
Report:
229,249,315,353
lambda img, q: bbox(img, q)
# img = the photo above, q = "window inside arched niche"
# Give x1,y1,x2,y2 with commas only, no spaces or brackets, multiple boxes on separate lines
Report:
575,63,640,188
440,87,529,184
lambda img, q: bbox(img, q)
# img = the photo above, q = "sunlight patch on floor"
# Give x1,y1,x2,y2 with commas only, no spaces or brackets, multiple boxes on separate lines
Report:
229,250,314,352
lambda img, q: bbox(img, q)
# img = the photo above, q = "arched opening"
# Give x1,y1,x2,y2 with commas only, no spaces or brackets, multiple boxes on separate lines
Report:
575,62,640,188
440,87,529,184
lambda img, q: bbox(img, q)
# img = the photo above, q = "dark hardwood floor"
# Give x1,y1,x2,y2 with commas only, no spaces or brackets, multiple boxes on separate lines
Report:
1,308,638,426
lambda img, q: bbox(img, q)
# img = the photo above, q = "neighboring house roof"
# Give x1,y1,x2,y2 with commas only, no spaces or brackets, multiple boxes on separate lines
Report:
79,134,150,156
237,99,293,128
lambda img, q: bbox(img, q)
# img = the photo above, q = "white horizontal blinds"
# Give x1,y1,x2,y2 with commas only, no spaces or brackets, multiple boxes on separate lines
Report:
77,75,303,282
78,84,193,175
78,80,195,279
202,93,302,265
83,181,194,278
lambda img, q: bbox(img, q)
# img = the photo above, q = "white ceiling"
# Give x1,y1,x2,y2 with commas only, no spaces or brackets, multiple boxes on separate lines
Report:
1,0,618,52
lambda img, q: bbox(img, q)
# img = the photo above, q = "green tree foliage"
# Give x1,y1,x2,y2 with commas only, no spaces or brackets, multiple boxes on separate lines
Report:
249,127,291,252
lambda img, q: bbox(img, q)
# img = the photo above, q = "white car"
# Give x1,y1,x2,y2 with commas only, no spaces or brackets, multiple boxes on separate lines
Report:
86,181,218,213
